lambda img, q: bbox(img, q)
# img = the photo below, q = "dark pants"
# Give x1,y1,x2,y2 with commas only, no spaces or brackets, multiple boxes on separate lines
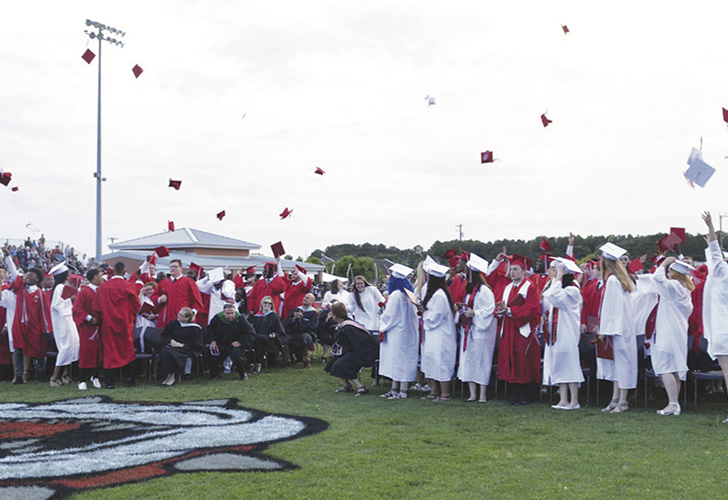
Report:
105,361,134,386
206,345,247,377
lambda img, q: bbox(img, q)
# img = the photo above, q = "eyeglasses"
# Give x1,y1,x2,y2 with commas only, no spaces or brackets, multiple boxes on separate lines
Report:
262,301,272,305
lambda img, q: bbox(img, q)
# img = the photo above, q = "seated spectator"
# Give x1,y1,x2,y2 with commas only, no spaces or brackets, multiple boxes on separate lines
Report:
205,303,256,380
250,295,289,374
159,307,203,386
283,293,319,368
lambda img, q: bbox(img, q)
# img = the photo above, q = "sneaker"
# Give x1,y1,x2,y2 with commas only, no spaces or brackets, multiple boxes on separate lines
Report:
78,381,88,391
240,373,249,381
412,383,422,391
388,392,408,399
422,384,431,392
90,377,102,389
379,390,396,398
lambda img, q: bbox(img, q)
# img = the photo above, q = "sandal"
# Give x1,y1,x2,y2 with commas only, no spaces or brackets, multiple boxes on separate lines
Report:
335,385,354,393
601,399,619,412
420,394,439,400
62,375,72,385
434,396,451,402
610,402,629,414
22,370,30,383
49,378,63,387
355,387,369,397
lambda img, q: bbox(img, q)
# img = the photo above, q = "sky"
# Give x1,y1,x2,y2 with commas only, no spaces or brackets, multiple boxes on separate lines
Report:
2,1,728,261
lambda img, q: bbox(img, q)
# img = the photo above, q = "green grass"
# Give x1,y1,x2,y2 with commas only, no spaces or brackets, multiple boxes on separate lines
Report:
2,363,728,500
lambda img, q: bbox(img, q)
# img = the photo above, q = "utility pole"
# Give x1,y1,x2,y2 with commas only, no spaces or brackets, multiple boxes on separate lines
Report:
84,19,125,261
456,224,463,241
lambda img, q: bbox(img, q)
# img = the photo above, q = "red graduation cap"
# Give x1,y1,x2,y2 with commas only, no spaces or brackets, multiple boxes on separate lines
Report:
168,179,182,190
662,232,681,251
168,220,175,231
314,167,326,175
457,251,470,261
11,186,18,192
670,227,686,244
442,249,457,260
154,246,170,258
148,254,158,265
0,172,12,186
271,241,285,259
628,258,644,274
217,210,226,220
561,24,569,34
132,64,144,78
539,237,551,253
481,151,494,164
295,264,307,275
541,113,552,127
245,266,256,275
510,254,533,269
723,107,728,124
279,207,293,219
81,49,96,64
189,262,204,277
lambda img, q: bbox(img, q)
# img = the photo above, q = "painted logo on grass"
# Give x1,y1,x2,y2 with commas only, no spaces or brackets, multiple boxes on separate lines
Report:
0,397,328,499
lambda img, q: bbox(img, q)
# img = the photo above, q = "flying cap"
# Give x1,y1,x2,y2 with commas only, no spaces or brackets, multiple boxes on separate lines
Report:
600,242,628,261
208,267,225,284
168,220,175,232
314,167,325,175
541,113,552,127
168,179,182,190
81,49,96,64
684,148,715,188
442,249,457,260
271,241,285,258
553,257,581,274
216,210,226,220
389,263,413,279
132,64,143,78
481,151,494,164
510,254,533,269
723,107,728,124
628,258,644,274
0,172,11,186
11,186,18,192
280,207,293,219
539,237,551,253
670,227,686,244
669,260,695,275
561,24,569,34
426,95,436,106
294,264,308,275
49,263,69,276
154,246,170,258
467,253,489,273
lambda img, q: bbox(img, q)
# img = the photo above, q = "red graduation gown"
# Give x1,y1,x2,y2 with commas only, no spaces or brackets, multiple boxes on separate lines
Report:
92,277,140,369
449,274,468,305
72,285,102,369
281,277,312,319
580,278,603,332
496,279,541,384
151,276,204,328
10,277,51,358
247,276,286,315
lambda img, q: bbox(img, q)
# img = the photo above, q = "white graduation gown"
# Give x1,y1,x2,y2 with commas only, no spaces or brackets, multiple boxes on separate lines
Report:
597,275,637,389
650,267,692,378
322,290,350,310
1,289,17,351
703,240,728,359
541,281,585,385
456,286,497,386
378,289,419,382
50,286,80,366
421,289,456,382
347,286,384,332
198,278,236,324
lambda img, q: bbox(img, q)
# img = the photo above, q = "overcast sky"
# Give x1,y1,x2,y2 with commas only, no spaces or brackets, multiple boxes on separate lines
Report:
2,1,727,260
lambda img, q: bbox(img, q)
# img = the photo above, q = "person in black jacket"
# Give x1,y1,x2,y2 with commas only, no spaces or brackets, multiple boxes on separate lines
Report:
250,295,289,373
283,293,319,368
159,307,203,387
206,303,256,380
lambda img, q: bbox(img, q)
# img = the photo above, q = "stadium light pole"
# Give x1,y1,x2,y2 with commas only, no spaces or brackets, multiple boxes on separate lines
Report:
84,19,125,262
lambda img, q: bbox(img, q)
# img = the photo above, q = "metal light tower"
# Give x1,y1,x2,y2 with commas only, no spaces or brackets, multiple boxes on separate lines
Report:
84,19,125,262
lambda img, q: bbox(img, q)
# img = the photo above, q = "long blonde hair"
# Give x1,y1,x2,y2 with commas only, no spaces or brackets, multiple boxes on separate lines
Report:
672,271,696,292
414,261,427,294
601,258,634,293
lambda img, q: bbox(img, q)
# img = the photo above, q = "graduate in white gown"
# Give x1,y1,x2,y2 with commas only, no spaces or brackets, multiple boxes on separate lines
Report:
596,243,636,414
701,212,728,423
542,257,584,410
455,253,496,403
49,263,80,387
347,275,384,333
420,258,457,401
637,257,694,416
378,264,419,399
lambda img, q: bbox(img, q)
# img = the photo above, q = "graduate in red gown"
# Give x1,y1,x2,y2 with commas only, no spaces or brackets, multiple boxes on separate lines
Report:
492,254,541,405
3,250,51,382
150,259,204,329
580,262,603,334
247,261,286,316
72,268,103,390
281,265,312,319
448,252,469,305
92,261,141,389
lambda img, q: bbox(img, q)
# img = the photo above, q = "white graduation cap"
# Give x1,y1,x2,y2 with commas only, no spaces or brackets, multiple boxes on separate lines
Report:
49,263,68,276
423,255,438,273
426,262,449,278
209,267,225,284
684,148,716,188
669,260,696,275
467,253,489,273
389,263,413,279
425,95,436,106
553,257,582,274
599,242,628,261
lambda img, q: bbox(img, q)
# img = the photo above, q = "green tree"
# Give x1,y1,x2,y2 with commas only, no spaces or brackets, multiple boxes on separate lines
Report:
332,255,375,282
305,256,323,265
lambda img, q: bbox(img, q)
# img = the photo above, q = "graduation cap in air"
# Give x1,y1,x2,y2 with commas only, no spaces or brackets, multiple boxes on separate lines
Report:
132,64,143,78
11,186,18,192
670,227,686,244
541,113,552,127
154,246,170,258
168,220,175,232
217,210,226,220
684,147,715,188
81,49,96,64
661,232,681,252
271,241,285,259
0,172,12,186
314,167,326,175
280,207,293,219
481,151,494,164
425,95,436,106
169,179,182,190
539,237,551,253
561,25,569,34
628,258,644,274
723,107,728,124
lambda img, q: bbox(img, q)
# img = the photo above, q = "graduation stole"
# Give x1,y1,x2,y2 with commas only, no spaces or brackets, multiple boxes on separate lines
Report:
543,308,559,346
498,279,530,337
595,280,614,360
461,287,478,351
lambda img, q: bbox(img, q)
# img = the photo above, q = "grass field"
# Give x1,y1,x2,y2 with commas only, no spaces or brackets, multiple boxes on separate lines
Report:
2,360,728,500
